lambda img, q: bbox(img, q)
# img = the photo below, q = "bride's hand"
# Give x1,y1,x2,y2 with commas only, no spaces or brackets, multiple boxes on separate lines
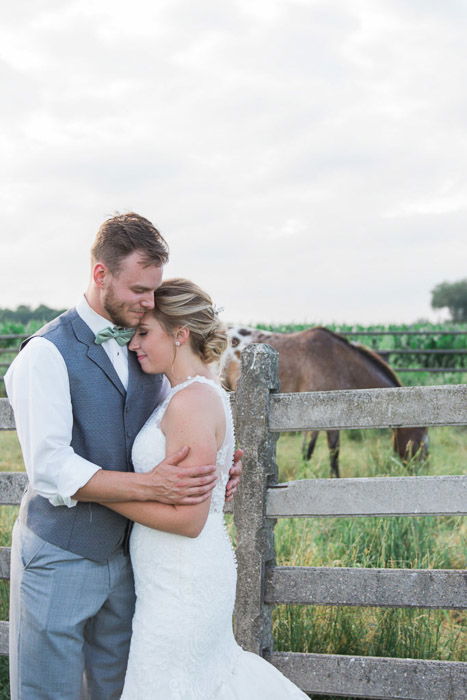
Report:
146,446,218,505
225,449,243,502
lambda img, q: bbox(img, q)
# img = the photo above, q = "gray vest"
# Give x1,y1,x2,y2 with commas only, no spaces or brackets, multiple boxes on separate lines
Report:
19,308,164,561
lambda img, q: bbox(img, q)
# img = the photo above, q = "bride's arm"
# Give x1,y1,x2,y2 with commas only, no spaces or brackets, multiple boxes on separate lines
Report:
102,497,211,538
102,386,222,538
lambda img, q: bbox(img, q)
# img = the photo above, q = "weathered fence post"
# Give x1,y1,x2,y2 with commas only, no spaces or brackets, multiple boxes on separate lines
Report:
233,344,279,656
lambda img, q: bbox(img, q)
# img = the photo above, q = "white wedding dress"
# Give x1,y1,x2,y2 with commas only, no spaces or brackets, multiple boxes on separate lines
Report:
121,376,308,699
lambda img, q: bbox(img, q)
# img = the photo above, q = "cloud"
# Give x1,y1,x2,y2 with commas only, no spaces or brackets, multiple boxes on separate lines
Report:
0,0,466,322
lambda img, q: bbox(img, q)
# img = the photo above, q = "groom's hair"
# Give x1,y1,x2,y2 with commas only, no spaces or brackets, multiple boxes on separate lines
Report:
92,212,169,273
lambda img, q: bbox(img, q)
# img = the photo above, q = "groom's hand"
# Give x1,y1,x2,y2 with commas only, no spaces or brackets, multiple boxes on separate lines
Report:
146,446,218,505
225,449,243,502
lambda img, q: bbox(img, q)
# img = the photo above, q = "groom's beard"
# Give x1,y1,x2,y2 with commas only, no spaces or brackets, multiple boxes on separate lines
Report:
103,286,141,328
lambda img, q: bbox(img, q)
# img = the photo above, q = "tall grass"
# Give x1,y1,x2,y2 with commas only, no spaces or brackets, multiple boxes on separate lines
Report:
271,429,466,699
273,514,465,659
0,503,17,695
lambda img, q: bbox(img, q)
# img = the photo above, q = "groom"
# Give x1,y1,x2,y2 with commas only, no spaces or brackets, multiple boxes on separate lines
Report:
5,212,241,699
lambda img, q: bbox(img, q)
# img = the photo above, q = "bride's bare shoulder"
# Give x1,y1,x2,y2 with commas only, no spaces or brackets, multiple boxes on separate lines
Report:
163,381,223,423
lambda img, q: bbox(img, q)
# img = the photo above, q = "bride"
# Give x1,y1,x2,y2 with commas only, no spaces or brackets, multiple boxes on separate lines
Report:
102,278,308,699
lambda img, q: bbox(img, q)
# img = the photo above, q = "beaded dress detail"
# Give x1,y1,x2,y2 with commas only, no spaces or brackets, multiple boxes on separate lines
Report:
121,376,308,699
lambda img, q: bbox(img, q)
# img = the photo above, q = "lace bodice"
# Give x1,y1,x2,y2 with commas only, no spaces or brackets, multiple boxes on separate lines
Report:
131,375,235,514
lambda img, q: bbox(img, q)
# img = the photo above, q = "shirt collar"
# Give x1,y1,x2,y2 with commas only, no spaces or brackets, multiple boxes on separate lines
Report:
76,295,115,336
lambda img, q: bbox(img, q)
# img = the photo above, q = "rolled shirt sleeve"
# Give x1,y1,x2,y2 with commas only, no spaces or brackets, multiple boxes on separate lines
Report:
4,337,101,507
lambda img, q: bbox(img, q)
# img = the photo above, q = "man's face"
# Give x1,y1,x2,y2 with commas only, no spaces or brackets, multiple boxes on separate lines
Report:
102,251,163,327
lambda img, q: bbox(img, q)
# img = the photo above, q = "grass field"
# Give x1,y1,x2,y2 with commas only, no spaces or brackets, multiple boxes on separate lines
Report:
272,430,466,670
0,425,465,698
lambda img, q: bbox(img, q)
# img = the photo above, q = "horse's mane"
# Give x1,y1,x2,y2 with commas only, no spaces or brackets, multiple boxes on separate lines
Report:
311,327,402,387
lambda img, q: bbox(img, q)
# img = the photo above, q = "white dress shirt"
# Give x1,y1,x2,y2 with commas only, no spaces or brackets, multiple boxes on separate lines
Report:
5,297,168,508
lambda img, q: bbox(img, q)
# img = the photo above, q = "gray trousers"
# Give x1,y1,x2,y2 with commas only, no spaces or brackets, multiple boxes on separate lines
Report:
9,521,136,700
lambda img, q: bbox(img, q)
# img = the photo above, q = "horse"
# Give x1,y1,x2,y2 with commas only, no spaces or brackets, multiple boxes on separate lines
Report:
221,326,429,478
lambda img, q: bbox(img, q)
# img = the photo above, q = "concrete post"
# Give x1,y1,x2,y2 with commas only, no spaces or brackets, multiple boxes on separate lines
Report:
233,343,279,656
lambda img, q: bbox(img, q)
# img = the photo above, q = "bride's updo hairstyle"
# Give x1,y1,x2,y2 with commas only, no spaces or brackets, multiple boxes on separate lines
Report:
153,278,228,364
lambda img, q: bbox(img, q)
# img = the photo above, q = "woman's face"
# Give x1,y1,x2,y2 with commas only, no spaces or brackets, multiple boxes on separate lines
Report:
129,313,176,374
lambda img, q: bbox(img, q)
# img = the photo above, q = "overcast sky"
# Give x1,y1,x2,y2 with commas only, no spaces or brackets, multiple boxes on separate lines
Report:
1,0,466,324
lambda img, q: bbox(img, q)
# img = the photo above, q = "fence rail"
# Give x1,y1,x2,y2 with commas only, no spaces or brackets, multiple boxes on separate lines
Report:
0,335,27,340
265,566,467,609
378,349,467,354
395,368,466,372
267,475,467,517
0,471,27,503
269,384,467,431
270,652,466,699
340,330,467,336
0,400,14,431
0,347,466,697
2,331,466,338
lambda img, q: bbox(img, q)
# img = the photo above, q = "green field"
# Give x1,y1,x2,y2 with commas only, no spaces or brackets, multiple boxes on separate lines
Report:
0,425,465,698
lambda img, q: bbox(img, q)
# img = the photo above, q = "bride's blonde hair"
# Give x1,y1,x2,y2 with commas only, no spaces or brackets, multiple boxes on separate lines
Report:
153,278,228,364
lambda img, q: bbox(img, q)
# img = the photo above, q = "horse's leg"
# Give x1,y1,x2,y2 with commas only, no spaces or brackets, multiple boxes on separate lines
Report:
303,431,319,461
301,432,309,458
327,430,340,478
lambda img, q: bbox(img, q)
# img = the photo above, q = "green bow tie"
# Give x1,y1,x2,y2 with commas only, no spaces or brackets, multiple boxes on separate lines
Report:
94,326,135,346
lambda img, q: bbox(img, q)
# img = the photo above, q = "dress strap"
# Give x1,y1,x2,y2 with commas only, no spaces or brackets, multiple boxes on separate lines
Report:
169,375,225,397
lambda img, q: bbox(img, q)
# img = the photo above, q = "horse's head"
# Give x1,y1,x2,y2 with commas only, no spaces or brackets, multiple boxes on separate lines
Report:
393,427,429,461
220,326,258,390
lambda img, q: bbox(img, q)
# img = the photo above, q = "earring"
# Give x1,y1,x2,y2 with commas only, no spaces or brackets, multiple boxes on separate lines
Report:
175,340,181,347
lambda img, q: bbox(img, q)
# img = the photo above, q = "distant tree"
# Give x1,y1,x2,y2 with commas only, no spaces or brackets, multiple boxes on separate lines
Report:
34,304,64,322
15,305,33,324
431,279,467,322
0,305,65,324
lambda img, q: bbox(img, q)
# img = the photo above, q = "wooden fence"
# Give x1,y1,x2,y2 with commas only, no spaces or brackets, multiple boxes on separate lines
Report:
0,344,466,697
341,330,467,373
231,345,466,698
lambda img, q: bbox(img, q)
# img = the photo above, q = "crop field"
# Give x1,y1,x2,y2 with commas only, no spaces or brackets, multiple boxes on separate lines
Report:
0,321,465,698
1,320,467,395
